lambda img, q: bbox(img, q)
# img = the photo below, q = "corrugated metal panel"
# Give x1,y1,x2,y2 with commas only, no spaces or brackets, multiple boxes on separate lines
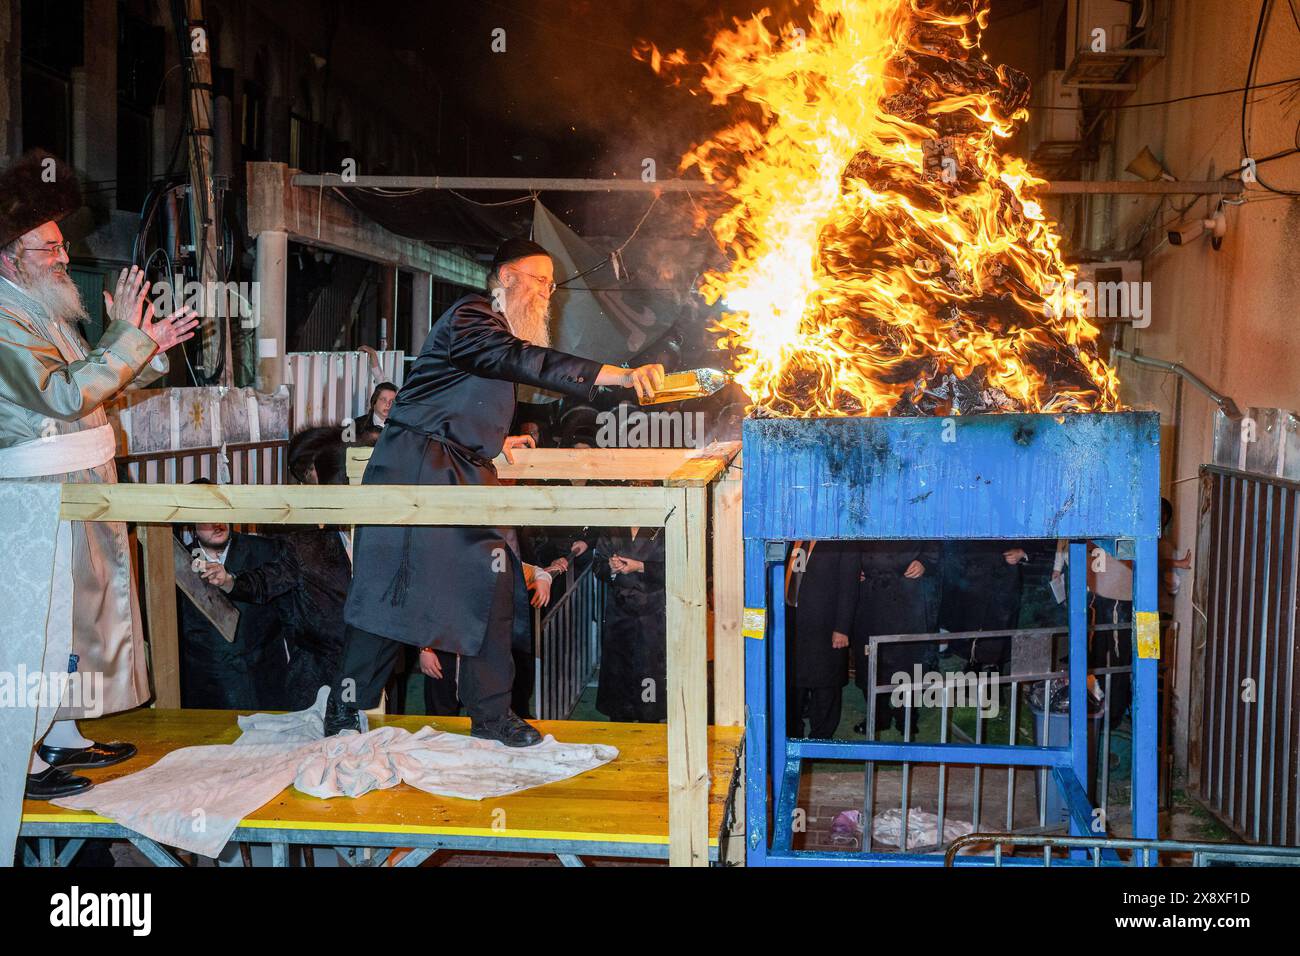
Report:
1196,465,1300,846
292,255,374,352
743,412,1161,540
286,349,405,428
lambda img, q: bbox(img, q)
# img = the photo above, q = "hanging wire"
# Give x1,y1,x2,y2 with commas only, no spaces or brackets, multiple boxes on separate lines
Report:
1242,0,1300,196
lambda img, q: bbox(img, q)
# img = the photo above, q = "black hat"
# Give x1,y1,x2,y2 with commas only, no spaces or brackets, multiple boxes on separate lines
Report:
0,150,82,248
491,237,552,272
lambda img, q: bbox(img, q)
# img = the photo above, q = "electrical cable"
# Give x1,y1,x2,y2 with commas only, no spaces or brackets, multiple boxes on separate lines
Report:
1030,75,1300,111
1242,0,1300,196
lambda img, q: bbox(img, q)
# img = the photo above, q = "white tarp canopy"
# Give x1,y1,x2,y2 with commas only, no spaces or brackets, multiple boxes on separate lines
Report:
521,200,675,404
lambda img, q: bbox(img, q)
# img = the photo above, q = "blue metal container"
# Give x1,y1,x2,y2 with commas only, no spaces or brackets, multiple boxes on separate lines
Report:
741,412,1161,866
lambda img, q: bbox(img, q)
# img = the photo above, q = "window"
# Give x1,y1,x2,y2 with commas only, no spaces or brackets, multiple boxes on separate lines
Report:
117,8,165,211
20,0,84,158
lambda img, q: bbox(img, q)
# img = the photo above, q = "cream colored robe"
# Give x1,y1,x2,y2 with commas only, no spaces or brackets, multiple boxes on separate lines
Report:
0,278,162,718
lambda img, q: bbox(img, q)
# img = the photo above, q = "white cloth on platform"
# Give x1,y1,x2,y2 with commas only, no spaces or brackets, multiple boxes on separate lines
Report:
53,687,619,858
0,482,73,865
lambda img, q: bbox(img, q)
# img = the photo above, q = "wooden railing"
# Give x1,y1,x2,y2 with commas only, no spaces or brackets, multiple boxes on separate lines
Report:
60,440,742,867
119,440,288,486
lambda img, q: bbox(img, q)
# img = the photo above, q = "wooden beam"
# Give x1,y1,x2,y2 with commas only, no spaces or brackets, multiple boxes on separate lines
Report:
347,443,740,485
140,525,181,709
710,453,744,727
665,485,710,866
1043,180,1244,195
60,482,673,529
666,441,739,488
173,536,239,643
247,163,486,284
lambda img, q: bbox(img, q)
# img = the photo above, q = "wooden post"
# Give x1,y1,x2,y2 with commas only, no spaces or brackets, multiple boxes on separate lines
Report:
710,456,746,865
710,454,744,727
665,485,709,866
141,524,181,708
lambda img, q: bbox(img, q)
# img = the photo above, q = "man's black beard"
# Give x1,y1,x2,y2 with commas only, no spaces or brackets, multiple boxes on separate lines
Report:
12,260,88,325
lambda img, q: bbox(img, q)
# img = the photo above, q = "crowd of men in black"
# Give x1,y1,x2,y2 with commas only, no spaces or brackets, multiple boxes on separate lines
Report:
789,498,1184,740
787,539,1062,740
171,383,1180,735
173,386,670,724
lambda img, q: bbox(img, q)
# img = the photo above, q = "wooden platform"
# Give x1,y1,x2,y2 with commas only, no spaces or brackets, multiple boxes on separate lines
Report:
20,710,743,865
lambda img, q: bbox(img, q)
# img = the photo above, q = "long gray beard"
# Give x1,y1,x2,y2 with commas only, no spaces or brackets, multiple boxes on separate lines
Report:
507,298,552,348
15,265,88,326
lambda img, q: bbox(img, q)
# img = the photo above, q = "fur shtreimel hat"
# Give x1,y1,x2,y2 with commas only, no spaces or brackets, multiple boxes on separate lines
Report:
0,150,82,248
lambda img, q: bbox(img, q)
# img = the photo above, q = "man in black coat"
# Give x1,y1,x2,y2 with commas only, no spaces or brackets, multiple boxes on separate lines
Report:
852,541,940,734
199,427,355,711
785,541,859,739
326,239,664,745
937,540,1033,670
180,521,292,710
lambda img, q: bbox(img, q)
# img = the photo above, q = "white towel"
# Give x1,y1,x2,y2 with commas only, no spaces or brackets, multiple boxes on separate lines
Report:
55,687,618,858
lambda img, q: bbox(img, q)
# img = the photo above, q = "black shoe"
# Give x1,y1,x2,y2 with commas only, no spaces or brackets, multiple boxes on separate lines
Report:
37,740,137,770
323,693,363,737
471,712,543,748
853,719,867,735
26,767,93,800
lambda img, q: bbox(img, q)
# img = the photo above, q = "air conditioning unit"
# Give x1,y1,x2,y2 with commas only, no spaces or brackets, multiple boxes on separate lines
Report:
1030,70,1080,150
1067,0,1134,54
1074,259,1142,287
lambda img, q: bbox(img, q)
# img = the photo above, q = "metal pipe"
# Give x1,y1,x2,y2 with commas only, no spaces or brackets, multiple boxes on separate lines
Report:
290,174,1246,196
1112,348,1242,420
292,173,713,192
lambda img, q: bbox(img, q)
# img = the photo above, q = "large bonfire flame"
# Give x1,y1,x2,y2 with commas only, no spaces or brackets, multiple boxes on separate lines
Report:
642,0,1121,417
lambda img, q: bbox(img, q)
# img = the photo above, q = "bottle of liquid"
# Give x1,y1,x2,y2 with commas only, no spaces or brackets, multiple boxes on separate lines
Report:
638,367,728,406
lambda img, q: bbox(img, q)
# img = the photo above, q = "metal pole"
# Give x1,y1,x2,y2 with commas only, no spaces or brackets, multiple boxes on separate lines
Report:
1133,535,1160,838
292,173,714,192
1068,541,1090,834
743,539,769,866
290,173,1245,196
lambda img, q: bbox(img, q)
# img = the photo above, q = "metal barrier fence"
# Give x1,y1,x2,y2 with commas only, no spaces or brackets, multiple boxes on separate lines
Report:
121,440,288,485
532,564,607,720
942,832,1300,867
1194,466,1300,846
856,624,1154,854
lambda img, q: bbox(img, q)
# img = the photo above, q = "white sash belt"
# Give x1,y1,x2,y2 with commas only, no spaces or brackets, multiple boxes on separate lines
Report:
0,423,117,478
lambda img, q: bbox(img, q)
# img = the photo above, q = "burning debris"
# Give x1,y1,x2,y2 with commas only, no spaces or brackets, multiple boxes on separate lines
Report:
645,0,1121,417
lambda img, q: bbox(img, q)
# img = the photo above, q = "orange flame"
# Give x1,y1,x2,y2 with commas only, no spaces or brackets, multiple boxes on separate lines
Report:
645,0,1120,417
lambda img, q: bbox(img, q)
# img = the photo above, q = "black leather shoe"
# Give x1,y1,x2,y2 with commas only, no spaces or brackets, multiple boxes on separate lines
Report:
26,767,93,800
323,695,362,736
37,740,137,770
471,712,543,748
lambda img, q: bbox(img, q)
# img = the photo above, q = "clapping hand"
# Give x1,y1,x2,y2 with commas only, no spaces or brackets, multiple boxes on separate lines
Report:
104,265,199,353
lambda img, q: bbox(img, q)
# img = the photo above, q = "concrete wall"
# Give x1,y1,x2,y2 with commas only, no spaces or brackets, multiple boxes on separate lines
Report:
1095,1,1300,775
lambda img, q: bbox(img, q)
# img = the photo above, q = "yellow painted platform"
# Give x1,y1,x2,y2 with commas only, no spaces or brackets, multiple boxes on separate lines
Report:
22,710,743,855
